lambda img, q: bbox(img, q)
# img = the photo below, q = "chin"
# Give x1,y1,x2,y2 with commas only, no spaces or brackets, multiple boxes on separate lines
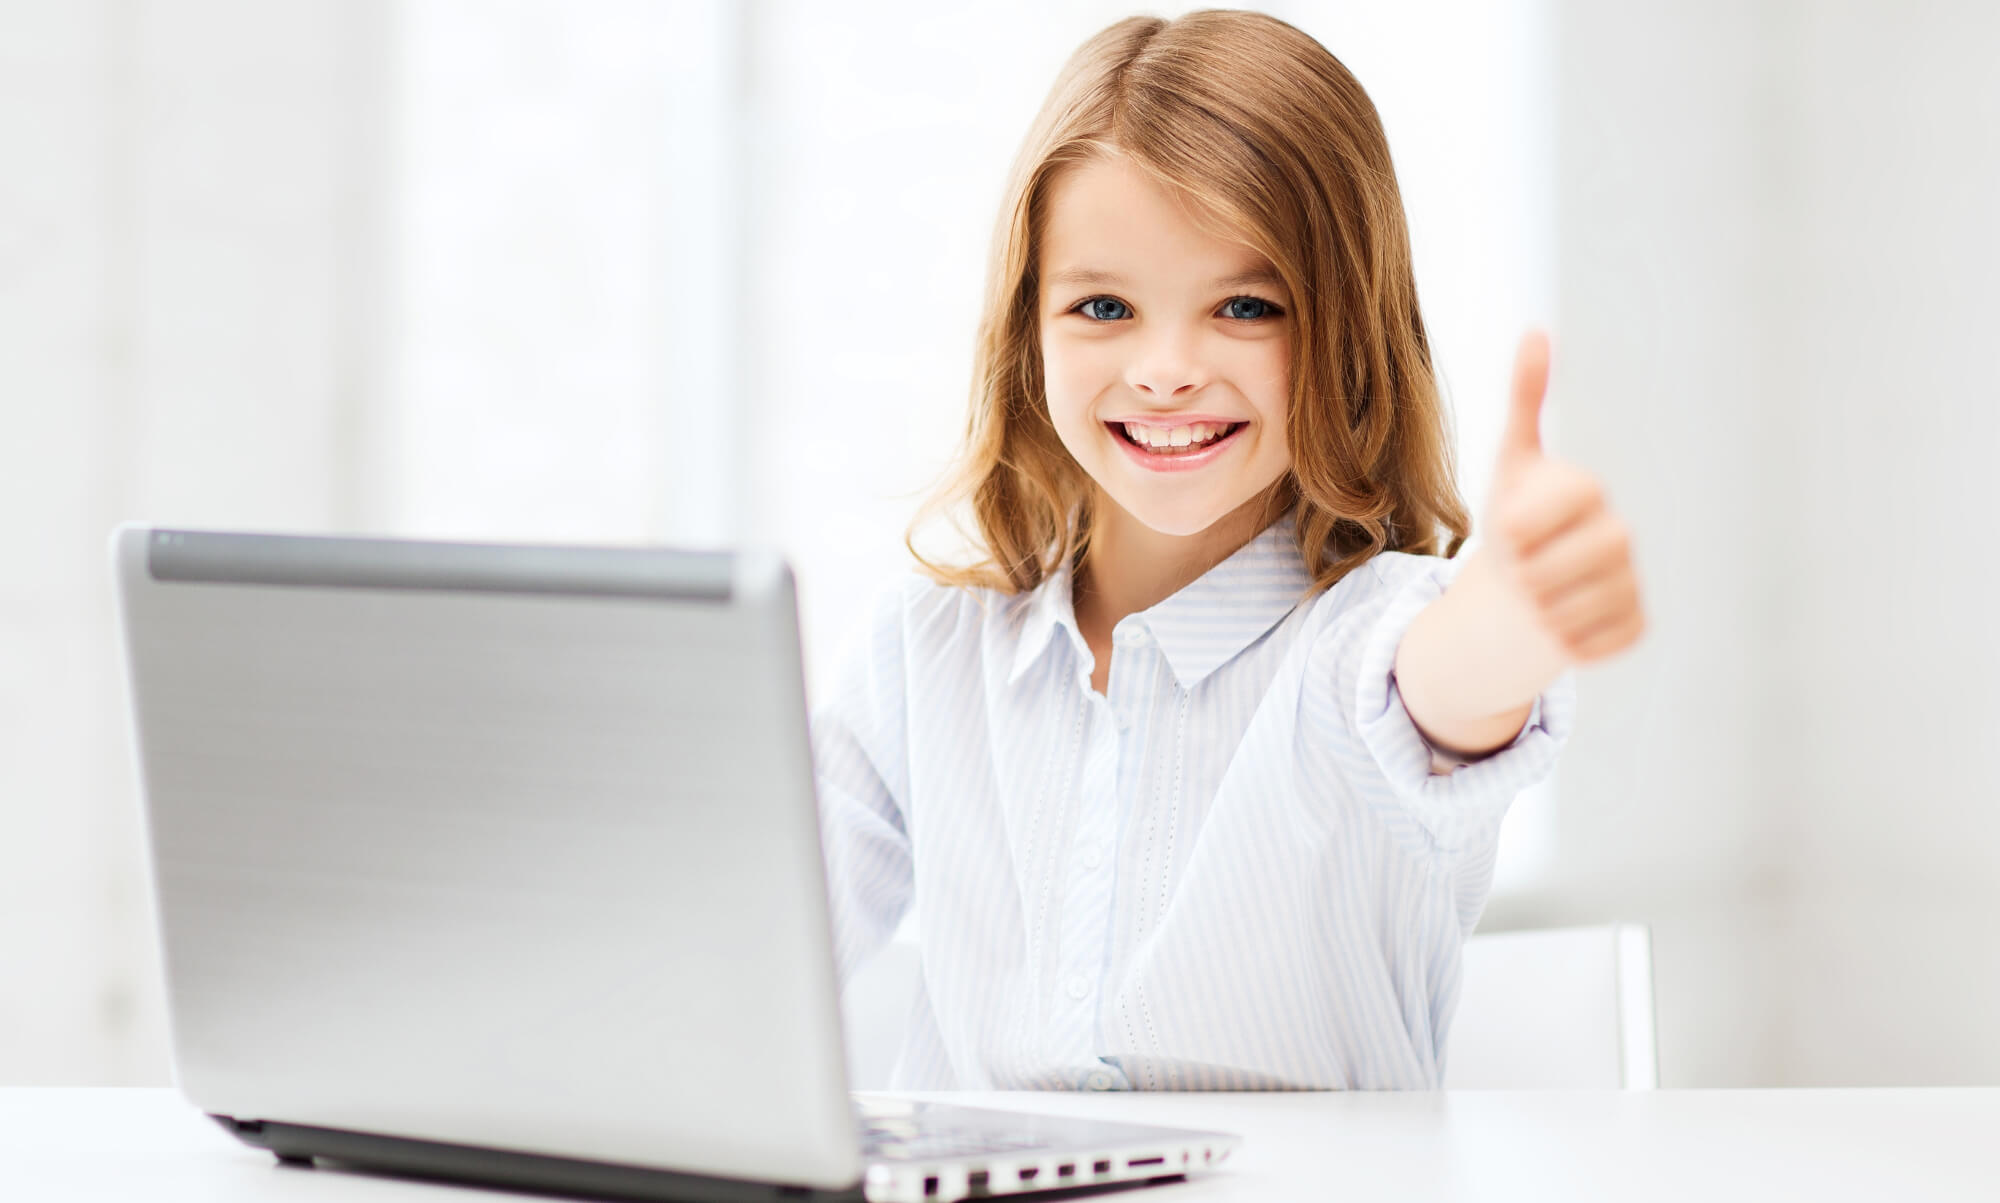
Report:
1107,488,1242,538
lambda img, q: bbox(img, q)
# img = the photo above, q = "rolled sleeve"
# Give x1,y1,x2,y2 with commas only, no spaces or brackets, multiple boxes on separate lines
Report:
1301,551,1577,859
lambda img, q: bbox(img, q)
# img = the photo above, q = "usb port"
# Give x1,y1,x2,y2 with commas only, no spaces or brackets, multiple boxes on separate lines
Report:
1092,1160,1111,1175
1056,1163,1076,1179
1018,1167,1039,1182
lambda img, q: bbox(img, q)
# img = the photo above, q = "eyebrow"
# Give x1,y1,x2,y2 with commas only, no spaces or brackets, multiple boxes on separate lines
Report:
1045,266,1285,291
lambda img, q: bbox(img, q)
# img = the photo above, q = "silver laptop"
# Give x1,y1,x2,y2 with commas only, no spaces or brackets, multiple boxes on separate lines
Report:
110,524,1240,1203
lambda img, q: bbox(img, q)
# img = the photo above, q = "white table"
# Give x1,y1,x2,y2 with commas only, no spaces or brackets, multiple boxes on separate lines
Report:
2,1087,1993,1201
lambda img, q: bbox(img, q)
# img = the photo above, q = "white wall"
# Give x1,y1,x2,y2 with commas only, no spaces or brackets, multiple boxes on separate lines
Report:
1477,0,1783,1088
375,0,732,547
1763,0,2000,1086
1479,0,2000,1087
0,0,710,1085
0,0,380,1083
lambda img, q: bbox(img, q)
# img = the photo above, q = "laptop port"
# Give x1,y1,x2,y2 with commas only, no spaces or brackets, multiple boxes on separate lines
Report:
1018,1167,1039,1182
1092,1160,1111,1175
1127,1156,1166,1168
967,1169,989,1197
923,1176,939,1197
1057,1163,1076,1179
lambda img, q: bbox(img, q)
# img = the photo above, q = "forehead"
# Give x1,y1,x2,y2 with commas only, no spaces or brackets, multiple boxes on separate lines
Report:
1039,153,1274,285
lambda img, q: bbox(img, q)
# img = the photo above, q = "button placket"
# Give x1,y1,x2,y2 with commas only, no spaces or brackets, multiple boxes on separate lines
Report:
1066,625,1146,1060
1054,683,1119,1057
1109,622,1146,732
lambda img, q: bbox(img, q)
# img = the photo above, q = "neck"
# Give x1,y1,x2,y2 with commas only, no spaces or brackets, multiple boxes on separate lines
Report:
1074,490,1288,639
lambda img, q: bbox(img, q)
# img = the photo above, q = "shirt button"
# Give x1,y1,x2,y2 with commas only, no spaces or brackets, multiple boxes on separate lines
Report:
1065,975,1089,1001
1085,1071,1113,1091
1115,711,1131,731
1081,847,1103,870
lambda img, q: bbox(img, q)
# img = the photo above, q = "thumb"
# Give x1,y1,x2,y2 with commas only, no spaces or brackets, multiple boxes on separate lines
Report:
1500,328,1551,463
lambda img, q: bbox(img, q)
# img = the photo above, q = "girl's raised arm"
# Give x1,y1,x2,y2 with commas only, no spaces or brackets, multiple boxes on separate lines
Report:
1395,330,1646,762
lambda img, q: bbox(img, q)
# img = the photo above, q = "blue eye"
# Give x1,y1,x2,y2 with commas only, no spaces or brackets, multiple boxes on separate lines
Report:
1223,296,1281,321
1077,297,1131,322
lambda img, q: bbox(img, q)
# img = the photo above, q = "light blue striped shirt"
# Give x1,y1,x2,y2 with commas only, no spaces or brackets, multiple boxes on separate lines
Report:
809,507,1575,1090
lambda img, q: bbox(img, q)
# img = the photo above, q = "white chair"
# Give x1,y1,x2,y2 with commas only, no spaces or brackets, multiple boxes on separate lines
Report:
1444,922,1658,1089
840,920,1659,1091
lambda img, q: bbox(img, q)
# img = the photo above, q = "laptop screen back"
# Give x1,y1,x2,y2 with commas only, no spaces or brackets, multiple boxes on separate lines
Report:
111,525,861,1191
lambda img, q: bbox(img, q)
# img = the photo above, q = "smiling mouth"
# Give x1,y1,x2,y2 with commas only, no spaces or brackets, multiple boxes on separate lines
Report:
1106,421,1247,455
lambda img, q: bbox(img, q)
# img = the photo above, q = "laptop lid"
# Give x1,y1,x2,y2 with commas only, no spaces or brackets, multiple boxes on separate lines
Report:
111,524,863,1192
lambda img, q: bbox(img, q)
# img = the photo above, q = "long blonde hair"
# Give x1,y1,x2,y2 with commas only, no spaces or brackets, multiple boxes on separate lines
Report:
905,8,1469,597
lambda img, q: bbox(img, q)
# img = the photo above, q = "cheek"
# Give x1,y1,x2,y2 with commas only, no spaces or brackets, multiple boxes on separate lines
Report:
1039,332,1112,411
1237,339,1292,409
1234,341,1293,462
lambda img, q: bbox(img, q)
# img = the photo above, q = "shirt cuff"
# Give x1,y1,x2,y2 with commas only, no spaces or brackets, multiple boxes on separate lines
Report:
1417,693,1545,773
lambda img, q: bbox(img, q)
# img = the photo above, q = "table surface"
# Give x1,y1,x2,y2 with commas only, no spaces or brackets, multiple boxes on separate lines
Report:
1,1087,1994,1202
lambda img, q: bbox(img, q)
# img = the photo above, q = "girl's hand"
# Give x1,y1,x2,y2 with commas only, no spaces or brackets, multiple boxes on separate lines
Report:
1479,330,1647,667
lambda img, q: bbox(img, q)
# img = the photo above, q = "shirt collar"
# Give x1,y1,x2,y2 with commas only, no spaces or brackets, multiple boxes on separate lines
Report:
1007,507,1316,690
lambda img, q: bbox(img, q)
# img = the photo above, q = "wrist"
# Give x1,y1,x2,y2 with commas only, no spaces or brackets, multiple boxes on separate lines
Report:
1403,544,1568,723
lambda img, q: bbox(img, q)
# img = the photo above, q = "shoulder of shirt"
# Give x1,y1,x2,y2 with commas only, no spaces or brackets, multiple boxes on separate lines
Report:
1365,547,1461,587
1300,547,1465,622
868,567,1015,643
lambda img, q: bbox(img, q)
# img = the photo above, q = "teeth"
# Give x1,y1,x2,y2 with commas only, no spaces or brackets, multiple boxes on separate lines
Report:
1122,421,1234,448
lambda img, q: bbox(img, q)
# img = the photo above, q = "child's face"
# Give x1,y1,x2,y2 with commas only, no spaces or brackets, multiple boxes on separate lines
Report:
1038,153,1293,539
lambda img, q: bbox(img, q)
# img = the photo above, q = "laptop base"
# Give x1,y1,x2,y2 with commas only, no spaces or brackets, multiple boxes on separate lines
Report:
211,1114,869,1203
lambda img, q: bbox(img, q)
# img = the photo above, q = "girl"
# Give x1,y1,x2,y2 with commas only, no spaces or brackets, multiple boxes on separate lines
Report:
811,8,1645,1091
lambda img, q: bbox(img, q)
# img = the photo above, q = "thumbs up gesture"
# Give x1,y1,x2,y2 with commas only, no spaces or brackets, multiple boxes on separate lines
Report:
1481,329,1646,667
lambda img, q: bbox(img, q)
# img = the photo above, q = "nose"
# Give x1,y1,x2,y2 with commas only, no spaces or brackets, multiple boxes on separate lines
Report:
1123,321,1211,399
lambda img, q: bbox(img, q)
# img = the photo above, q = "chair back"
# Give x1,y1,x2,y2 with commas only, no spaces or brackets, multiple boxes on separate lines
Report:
1444,922,1658,1089
841,929,923,1090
